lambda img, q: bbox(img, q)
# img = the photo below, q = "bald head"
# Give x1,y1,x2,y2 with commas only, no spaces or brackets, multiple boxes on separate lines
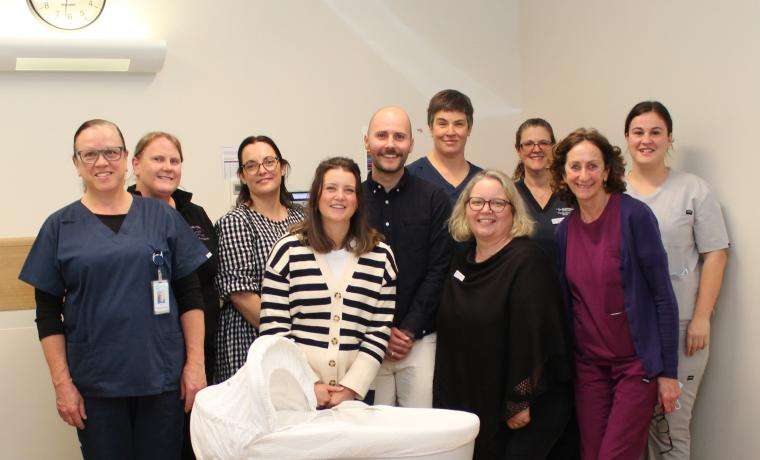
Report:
364,106,414,177
367,106,412,137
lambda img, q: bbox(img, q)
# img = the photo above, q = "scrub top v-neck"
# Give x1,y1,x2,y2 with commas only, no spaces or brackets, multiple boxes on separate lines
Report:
20,196,210,397
515,179,573,264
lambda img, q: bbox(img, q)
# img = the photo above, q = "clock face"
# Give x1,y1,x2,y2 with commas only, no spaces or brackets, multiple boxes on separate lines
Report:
28,0,106,30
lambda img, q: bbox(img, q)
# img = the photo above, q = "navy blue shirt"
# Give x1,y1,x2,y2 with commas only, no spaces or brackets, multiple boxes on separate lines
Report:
515,179,573,265
20,196,210,397
362,170,452,338
407,156,482,205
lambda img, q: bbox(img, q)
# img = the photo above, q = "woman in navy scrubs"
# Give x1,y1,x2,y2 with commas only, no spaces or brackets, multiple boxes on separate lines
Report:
19,119,211,459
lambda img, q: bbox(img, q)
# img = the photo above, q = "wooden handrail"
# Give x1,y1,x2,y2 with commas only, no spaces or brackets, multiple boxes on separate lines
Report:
0,237,35,311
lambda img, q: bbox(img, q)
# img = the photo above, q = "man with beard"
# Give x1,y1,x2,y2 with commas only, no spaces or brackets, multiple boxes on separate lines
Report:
362,106,452,408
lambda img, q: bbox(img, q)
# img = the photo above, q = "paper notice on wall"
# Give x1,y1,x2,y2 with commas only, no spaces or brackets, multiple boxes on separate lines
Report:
221,147,237,180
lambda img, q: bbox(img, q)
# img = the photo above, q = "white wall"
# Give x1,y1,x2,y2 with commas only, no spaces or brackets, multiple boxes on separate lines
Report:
0,0,521,237
518,1,759,458
0,1,520,458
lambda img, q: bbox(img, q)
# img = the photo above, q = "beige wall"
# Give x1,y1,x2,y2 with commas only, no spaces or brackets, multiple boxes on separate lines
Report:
0,1,519,458
0,0,521,238
518,1,759,458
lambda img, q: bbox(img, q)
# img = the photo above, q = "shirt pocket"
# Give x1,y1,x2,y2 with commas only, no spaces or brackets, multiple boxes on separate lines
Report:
398,218,430,253
661,209,696,277
146,239,174,280
660,209,695,250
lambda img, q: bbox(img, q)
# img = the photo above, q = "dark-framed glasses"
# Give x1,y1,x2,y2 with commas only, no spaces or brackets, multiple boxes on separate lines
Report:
243,156,279,173
76,146,126,164
467,197,510,213
519,140,553,150
653,411,674,455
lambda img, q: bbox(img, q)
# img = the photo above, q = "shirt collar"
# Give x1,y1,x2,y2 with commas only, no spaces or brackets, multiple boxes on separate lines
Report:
367,168,409,195
126,184,193,209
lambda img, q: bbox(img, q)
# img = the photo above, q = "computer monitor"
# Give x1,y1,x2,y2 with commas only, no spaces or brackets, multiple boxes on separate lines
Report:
291,191,309,207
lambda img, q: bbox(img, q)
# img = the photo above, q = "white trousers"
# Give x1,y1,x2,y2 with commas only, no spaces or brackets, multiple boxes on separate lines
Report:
372,333,436,408
647,321,710,459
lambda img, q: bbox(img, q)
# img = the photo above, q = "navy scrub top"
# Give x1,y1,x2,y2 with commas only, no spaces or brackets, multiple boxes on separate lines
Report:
19,196,210,398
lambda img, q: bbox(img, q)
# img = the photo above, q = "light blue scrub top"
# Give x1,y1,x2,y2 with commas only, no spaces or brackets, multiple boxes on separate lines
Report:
19,196,210,398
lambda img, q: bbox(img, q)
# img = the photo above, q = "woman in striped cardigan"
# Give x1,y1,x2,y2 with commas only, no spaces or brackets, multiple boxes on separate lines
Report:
260,157,397,408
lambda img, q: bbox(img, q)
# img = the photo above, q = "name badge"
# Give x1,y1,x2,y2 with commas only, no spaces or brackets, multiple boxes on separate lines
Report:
551,217,565,225
152,279,171,315
152,250,170,315
453,270,465,282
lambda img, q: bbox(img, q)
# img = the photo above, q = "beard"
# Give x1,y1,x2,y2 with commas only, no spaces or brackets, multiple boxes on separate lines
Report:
371,151,407,174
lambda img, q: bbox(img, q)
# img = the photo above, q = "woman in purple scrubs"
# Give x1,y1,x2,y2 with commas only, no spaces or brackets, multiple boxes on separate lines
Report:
550,128,680,460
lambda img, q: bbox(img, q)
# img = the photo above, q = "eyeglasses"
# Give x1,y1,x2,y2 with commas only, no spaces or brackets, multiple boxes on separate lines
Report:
243,156,279,173
653,411,674,455
76,147,126,164
519,140,553,150
467,197,510,213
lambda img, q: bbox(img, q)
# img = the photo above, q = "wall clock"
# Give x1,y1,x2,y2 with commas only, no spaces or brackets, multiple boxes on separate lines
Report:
28,1,106,30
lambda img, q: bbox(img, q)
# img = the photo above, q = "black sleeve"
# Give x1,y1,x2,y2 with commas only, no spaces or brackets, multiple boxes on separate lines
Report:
172,271,204,315
399,188,453,337
504,249,571,418
35,288,65,340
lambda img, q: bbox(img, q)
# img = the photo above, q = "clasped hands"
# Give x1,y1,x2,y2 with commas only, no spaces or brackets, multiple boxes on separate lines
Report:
314,383,357,409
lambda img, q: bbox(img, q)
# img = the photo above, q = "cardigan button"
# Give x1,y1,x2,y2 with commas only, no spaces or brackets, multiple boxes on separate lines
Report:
333,315,340,322
334,292,341,299
329,380,336,386
329,360,336,367
331,337,338,345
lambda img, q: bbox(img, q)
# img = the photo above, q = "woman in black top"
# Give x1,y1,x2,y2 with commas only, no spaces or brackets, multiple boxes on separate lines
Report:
130,131,219,382
434,169,572,459
512,118,572,262
129,131,219,460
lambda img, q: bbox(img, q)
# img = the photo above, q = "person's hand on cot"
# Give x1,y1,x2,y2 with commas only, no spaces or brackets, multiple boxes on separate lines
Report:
314,383,343,408
327,385,357,407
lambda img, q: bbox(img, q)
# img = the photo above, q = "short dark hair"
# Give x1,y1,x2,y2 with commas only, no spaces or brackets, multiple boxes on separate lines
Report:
73,119,126,158
550,128,626,207
134,131,183,162
236,135,293,208
291,157,382,255
625,101,673,135
513,118,556,180
427,89,474,128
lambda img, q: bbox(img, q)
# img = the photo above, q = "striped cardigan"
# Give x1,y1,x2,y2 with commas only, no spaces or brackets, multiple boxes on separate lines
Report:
259,234,397,398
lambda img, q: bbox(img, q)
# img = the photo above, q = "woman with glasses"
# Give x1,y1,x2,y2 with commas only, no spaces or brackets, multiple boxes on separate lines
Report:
128,131,219,459
260,157,396,408
213,135,304,383
433,170,572,459
622,101,729,459
550,128,680,460
513,118,572,263
19,119,210,458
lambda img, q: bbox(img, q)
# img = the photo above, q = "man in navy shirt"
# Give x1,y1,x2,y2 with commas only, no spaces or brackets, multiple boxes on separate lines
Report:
407,89,483,204
363,106,452,408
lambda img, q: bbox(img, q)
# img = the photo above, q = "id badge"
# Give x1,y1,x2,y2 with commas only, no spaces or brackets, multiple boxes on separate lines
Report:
152,279,171,315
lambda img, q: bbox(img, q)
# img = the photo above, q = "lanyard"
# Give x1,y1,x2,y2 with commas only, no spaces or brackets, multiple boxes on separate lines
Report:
152,250,165,281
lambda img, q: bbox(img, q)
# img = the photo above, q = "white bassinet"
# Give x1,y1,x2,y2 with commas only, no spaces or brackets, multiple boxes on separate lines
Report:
191,336,479,459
